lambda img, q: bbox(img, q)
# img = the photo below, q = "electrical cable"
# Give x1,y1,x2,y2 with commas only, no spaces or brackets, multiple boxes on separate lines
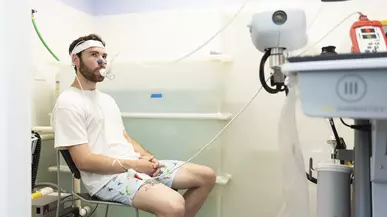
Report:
295,11,362,56
340,118,352,128
339,118,371,132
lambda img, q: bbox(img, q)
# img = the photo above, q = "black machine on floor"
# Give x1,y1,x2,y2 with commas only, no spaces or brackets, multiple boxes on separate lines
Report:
31,193,79,217
31,131,79,217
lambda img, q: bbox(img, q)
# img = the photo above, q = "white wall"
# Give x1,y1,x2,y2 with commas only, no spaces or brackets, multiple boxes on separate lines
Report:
31,0,94,127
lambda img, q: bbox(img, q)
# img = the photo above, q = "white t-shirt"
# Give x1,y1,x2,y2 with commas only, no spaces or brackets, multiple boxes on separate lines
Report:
50,86,140,195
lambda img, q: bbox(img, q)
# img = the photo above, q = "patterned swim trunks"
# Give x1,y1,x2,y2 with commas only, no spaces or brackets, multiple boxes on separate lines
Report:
94,160,184,206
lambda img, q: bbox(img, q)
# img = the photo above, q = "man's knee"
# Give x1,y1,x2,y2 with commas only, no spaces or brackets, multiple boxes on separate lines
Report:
132,183,185,217
200,166,217,186
162,193,185,217
186,164,217,186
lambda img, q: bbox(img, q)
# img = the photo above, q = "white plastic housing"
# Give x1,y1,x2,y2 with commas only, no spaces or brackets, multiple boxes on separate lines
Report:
249,9,308,52
281,54,387,119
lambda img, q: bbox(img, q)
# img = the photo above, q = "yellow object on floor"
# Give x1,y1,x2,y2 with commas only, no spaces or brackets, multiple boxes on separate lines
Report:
31,187,54,199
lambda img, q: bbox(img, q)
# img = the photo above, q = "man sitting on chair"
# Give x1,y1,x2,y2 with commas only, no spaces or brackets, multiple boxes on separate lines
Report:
51,34,217,217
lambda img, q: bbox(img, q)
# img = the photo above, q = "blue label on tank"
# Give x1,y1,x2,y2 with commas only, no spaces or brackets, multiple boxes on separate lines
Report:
150,93,163,98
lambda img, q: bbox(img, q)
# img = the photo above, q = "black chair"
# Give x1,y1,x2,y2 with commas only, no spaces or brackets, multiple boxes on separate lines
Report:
57,150,140,217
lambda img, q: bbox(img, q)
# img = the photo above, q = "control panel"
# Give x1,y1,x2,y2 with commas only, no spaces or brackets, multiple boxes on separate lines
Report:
350,14,387,53
355,26,387,53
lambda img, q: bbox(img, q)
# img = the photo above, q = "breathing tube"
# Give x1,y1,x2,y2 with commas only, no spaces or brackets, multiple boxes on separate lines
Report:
31,9,60,62
31,131,42,190
259,48,289,95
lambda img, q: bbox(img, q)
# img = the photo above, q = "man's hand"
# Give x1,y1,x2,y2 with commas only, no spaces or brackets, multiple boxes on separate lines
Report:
139,155,165,177
129,158,156,175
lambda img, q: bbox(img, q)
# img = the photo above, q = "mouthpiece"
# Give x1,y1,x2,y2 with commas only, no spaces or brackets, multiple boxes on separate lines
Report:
99,68,107,76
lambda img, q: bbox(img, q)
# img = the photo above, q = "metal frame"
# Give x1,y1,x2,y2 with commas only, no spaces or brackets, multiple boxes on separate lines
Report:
351,119,387,217
56,150,140,217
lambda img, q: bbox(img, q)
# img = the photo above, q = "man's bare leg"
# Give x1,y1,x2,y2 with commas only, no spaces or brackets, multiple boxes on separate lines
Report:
172,163,217,217
132,183,185,217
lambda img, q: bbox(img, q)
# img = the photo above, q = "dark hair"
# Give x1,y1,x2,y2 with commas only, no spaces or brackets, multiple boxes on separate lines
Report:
68,34,106,71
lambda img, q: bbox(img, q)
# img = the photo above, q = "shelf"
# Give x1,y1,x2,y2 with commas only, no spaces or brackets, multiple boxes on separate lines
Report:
216,173,232,185
121,112,232,120
46,112,232,121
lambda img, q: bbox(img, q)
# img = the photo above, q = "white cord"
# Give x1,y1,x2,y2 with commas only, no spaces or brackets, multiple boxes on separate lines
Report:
152,79,268,180
306,4,325,31
127,0,249,68
295,11,362,56
112,159,123,167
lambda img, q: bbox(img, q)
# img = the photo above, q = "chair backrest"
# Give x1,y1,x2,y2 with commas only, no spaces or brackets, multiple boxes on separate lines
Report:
60,150,81,179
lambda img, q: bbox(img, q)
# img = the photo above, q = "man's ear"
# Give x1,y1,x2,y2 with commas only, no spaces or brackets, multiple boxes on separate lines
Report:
71,54,80,67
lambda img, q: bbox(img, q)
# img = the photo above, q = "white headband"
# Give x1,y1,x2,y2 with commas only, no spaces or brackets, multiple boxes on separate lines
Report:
70,40,105,55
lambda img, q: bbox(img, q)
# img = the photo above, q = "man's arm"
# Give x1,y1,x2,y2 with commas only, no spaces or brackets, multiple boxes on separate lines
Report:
123,130,152,156
68,143,137,174
53,107,139,175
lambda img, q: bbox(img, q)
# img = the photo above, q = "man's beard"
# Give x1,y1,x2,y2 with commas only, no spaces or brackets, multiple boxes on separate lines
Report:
79,60,105,83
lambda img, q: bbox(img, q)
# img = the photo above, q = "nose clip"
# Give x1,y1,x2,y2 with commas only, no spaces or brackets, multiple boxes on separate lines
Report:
97,59,103,65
